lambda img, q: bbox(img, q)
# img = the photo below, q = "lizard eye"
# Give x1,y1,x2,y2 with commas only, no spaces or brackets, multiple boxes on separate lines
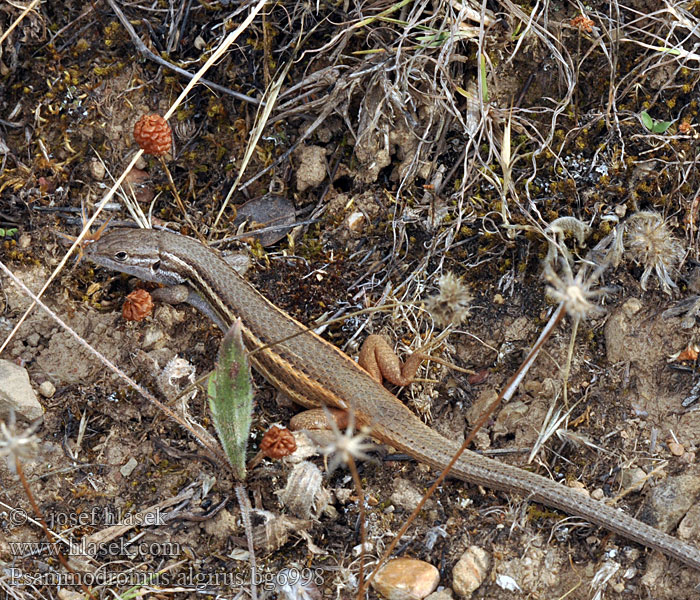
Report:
114,251,128,262
152,260,161,271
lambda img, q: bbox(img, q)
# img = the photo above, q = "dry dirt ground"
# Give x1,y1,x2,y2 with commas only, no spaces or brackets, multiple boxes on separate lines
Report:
2,0,700,599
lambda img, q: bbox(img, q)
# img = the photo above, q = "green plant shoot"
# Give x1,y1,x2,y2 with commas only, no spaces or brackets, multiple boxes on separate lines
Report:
208,318,253,480
640,110,672,134
479,53,489,103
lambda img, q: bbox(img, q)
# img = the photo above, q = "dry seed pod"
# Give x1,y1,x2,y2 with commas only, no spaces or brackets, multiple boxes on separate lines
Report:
250,512,312,552
277,461,329,519
122,288,153,321
261,426,297,458
133,114,172,156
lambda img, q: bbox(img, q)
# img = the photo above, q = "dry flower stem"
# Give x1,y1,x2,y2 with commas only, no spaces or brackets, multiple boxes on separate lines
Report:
14,456,97,599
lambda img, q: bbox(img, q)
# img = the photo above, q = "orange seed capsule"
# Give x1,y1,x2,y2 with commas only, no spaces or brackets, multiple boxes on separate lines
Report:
122,289,154,321
133,114,172,156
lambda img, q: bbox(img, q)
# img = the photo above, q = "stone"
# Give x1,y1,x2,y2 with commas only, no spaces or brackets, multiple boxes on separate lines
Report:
39,381,56,398
120,457,138,477
425,589,452,600
371,558,440,600
643,466,700,532
452,546,490,598
0,359,44,421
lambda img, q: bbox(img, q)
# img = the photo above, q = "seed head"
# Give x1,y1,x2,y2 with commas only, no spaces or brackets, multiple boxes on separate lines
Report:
545,260,608,321
133,114,172,156
624,211,684,295
320,408,374,474
425,272,472,327
0,412,40,474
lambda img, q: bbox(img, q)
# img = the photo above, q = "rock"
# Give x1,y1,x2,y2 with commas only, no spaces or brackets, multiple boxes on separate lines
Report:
18,234,31,249
620,467,647,494
642,466,700,532
504,316,533,342
58,590,86,600
678,502,700,542
0,360,44,421
88,158,106,180
120,457,138,477
346,211,365,233
203,508,238,538
668,441,684,456
295,145,327,192
39,381,56,398
425,589,452,600
390,478,432,512
591,488,605,500
371,558,440,600
452,546,490,598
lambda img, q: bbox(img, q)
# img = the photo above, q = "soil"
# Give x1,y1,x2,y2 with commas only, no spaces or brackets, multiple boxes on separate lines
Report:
1,1,700,599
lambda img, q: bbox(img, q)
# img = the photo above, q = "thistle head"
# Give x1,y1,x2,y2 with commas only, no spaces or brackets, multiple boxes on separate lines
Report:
544,259,608,321
624,211,684,295
425,272,472,327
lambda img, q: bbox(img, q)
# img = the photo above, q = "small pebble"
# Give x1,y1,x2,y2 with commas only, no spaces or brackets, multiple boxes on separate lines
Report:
371,558,439,600
680,450,695,463
620,467,647,493
591,488,605,500
39,381,56,398
567,480,589,496
18,233,31,248
58,590,86,600
425,589,452,600
352,542,373,557
88,158,106,180
668,441,684,456
452,546,490,598
120,457,138,477
346,211,365,232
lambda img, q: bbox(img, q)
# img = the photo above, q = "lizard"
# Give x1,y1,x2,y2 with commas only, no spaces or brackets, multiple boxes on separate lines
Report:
85,227,700,572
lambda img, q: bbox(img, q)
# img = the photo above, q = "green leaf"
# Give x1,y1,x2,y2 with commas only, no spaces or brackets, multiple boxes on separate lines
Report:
479,53,489,103
640,110,654,131
652,120,672,133
208,318,253,480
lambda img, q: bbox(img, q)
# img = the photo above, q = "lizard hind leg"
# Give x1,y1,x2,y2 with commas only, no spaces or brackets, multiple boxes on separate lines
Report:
358,334,426,386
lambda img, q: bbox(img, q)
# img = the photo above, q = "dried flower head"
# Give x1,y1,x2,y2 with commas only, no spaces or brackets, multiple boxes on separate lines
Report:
122,288,153,321
320,408,374,474
261,426,297,459
545,260,608,320
624,211,684,295
543,216,592,269
133,114,172,156
570,15,595,32
0,412,41,475
425,272,472,327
